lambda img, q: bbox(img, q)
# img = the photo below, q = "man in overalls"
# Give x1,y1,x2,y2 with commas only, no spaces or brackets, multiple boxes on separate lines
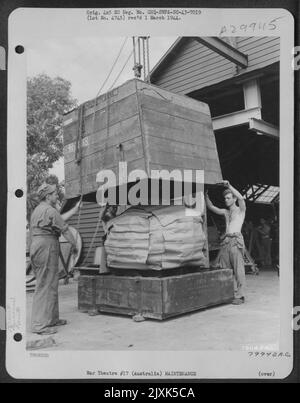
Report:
29,184,80,335
205,180,246,305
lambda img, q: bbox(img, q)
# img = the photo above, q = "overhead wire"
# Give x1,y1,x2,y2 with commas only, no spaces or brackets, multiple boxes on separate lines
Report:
95,36,128,98
91,37,128,134
109,49,134,90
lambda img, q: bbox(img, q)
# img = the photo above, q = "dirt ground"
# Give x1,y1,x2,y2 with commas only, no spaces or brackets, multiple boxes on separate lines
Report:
26,269,280,351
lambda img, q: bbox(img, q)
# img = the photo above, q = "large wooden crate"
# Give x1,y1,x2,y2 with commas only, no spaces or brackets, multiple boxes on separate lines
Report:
78,269,234,320
63,79,222,199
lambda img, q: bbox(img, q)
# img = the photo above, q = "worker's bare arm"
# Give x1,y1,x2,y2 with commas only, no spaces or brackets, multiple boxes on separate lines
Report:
205,191,226,216
61,200,81,221
62,228,77,251
221,180,246,212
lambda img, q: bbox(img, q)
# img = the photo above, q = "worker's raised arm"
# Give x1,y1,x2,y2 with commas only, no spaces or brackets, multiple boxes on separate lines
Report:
221,180,246,212
205,191,226,216
61,200,81,221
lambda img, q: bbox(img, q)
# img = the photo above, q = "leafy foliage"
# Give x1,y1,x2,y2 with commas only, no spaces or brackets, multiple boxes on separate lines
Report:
27,74,77,220
27,74,77,192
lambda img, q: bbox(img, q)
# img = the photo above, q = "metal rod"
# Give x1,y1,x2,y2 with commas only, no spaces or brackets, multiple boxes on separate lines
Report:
137,37,141,66
147,36,150,82
132,36,137,66
142,37,146,81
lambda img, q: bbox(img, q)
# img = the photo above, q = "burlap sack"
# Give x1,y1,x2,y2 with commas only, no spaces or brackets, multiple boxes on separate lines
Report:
104,205,208,270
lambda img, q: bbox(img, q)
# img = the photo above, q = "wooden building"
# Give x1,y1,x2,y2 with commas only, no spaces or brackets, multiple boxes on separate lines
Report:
150,36,279,188
65,36,280,265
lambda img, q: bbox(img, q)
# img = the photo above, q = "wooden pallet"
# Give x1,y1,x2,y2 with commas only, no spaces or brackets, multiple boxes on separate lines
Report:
78,268,234,320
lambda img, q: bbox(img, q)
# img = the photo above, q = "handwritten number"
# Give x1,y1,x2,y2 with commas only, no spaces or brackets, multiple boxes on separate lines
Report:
268,18,279,30
230,25,236,34
219,26,227,36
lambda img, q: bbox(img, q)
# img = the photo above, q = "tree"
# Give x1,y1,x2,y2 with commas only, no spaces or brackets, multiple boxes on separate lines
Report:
27,74,77,220
27,74,77,193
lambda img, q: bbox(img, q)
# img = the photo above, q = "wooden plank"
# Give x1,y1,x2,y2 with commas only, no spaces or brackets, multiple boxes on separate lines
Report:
81,240,103,246
137,80,210,115
64,115,141,163
248,43,280,62
155,49,233,84
142,106,212,132
64,130,141,164
148,150,220,172
155,58,233,88
65,79,137,126
70,212,101,220
81,137,144,172
140,93,212,125
83,79,137,116
65,157,148,198
157,38,236,73
78,276,98,312
194,37,248,68
145,123,213,148
76,202,101,210
63,93,139,146
64,126,141,164
237,36,277,45
162,269,234,316
68,217,102,226
156,69,234,95
65,136,144,180
249,50,280,67
237,36,265,44
152,47,232,80
149,163,221,184
147,135,219,161
71,215,101,224
143,109,214,146
171,38,212,57
250,56,279,71
63,121,79,146
108,93,139,127
238,37,279,53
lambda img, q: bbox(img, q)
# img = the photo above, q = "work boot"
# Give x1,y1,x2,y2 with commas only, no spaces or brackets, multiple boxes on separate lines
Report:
231,297,245,305
53,319,67,326
35,327,58,335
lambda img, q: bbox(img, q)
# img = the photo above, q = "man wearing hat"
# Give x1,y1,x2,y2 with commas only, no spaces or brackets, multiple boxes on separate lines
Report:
205,180,246,305
29,183,81,335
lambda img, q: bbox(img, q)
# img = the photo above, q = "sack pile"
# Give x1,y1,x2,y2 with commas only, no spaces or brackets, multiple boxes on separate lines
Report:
104,205,208,271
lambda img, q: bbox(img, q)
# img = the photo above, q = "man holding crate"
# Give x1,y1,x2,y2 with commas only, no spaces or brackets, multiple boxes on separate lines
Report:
29,184,80,335
205,180,246,305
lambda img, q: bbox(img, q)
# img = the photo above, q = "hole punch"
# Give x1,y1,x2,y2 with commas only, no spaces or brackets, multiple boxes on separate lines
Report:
15,189,23,198
13,333,22,342
15,45,24,54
